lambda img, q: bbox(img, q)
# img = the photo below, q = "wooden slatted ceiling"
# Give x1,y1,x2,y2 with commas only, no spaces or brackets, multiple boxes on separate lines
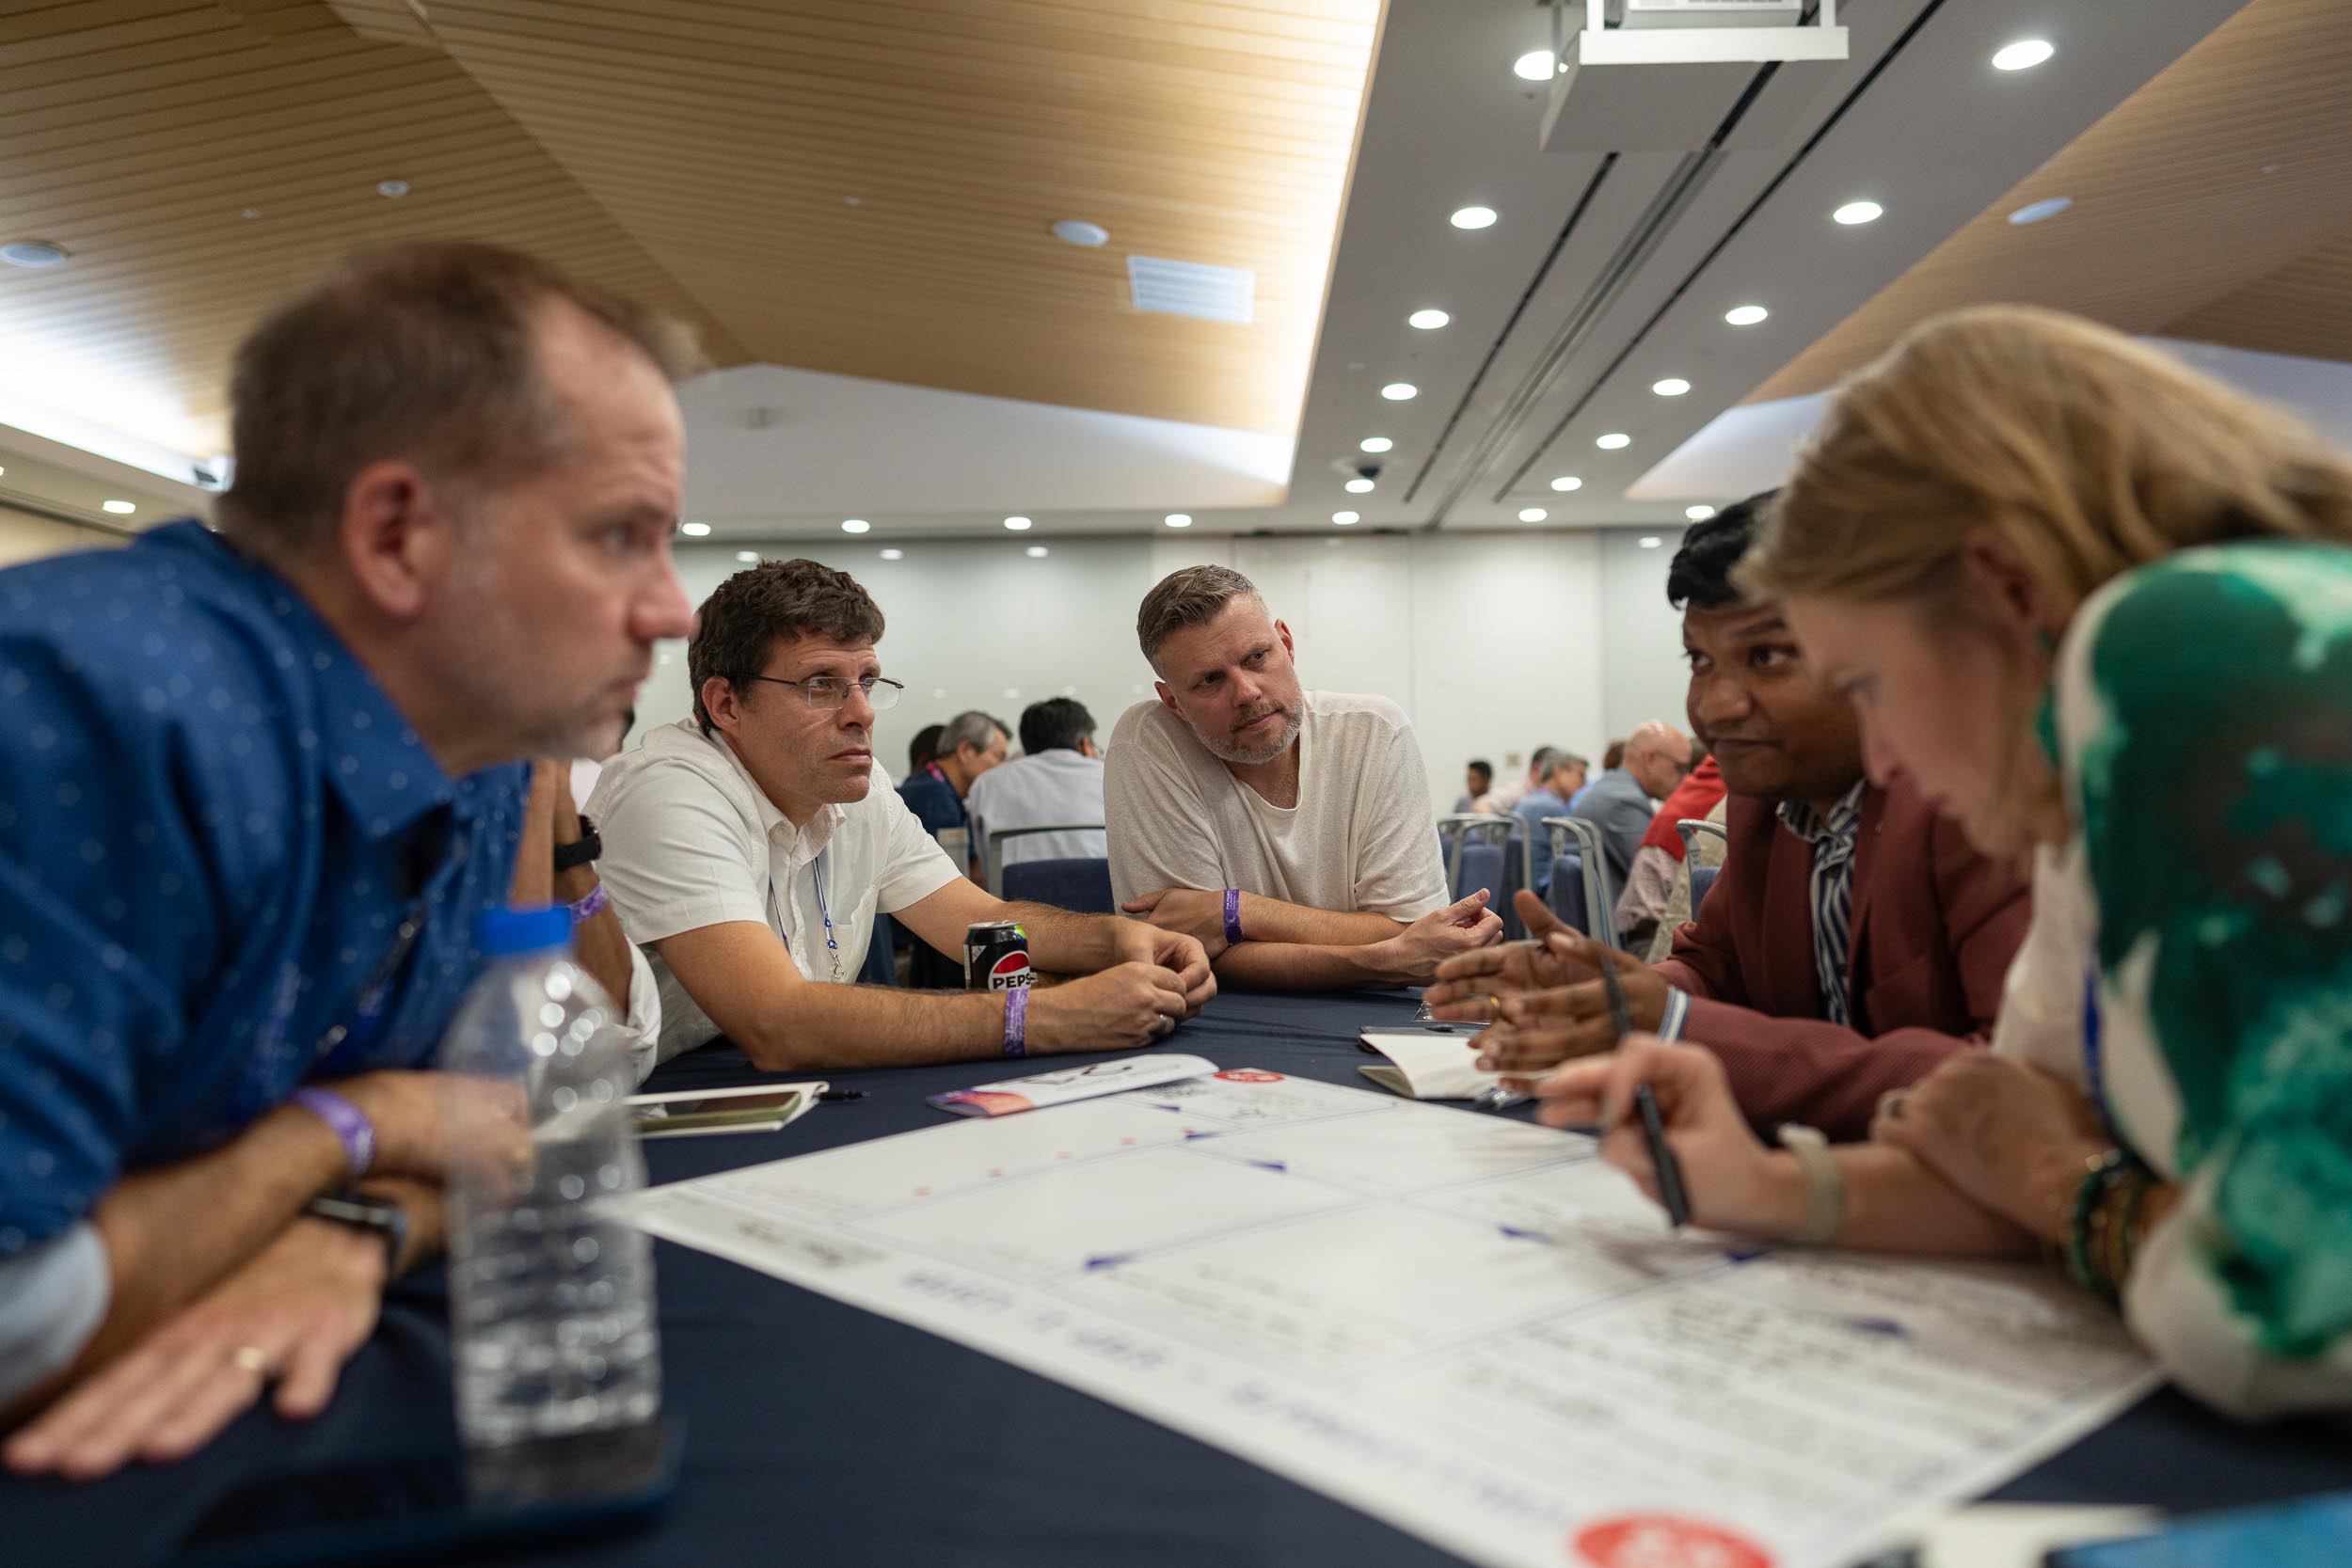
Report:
2169,228,2352,365
0,0,1376,458
407,0,1377,433
0,0,739,452
1752,0,2352,403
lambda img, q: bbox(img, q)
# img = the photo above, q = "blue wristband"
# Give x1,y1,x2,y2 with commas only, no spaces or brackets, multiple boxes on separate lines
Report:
1223,888,1245,947
1003,989,1028,1058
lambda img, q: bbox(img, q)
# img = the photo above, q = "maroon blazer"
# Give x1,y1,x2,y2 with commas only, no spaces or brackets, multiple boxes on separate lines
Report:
1653,776,2031,1141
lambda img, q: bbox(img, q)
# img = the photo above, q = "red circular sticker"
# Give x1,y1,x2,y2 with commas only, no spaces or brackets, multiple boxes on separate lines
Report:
1572,1516,1772,1568
1215,1069,1284,1083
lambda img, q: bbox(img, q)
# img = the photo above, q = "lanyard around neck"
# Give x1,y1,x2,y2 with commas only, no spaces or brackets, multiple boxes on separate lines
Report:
769,847,844,984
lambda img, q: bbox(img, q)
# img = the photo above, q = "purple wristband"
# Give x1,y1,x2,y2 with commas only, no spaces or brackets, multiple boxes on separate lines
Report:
1003,989,1028,1058
1223,888,1245,947
569,883,609,923
292,1086,376,1180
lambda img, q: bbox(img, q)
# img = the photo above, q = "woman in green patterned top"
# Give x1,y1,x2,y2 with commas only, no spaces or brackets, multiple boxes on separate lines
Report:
1533,306,2352,1418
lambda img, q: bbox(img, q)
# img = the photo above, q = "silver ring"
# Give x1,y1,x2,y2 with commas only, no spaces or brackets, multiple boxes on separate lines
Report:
1156,1013,1173,1035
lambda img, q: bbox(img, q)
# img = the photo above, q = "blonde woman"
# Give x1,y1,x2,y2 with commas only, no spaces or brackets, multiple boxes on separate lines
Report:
1539,306,2352,1419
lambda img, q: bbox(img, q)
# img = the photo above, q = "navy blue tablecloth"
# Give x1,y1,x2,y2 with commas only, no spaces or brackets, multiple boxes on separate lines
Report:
9,990,2349,1566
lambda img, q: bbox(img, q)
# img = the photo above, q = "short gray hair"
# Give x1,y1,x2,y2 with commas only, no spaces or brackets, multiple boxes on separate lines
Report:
939,710,1006,756
1136,564,1260,670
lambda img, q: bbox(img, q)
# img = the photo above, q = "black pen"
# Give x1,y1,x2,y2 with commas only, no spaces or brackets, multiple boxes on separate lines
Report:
1599,953,1692,1230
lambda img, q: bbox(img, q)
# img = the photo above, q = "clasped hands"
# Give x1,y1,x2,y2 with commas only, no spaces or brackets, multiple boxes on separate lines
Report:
1425,891,1667,1078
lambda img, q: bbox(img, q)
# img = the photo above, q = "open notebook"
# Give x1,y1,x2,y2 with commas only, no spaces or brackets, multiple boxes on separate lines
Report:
1357,1027,1498,1101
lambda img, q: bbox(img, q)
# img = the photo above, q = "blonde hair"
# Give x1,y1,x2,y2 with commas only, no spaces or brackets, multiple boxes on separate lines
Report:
1741,305,2352,613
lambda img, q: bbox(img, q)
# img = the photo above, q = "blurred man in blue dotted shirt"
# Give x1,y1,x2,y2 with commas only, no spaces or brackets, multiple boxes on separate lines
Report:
0,243,695,1474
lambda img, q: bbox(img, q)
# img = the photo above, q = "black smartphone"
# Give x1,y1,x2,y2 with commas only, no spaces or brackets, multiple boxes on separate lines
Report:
153,1418,682,1568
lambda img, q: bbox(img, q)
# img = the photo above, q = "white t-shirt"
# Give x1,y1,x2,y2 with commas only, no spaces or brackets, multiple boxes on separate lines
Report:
589,719,962,1062
966,749,1108,869
1104,690,1447,921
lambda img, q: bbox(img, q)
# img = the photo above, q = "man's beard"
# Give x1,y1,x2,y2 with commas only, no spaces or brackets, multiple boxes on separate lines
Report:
1195,702,1301,766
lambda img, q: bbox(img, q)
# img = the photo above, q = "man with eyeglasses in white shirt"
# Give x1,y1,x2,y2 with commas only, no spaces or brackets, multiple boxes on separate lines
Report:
590,560,1216,1070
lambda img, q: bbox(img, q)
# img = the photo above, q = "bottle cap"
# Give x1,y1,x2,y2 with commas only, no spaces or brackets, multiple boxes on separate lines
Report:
476,905,573,958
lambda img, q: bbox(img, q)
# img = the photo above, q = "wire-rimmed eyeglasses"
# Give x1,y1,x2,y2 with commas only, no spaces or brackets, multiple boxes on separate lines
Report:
742,673,906,711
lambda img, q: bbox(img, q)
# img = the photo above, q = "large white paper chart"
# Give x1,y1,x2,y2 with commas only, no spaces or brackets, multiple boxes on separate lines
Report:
628,1069,2157,1568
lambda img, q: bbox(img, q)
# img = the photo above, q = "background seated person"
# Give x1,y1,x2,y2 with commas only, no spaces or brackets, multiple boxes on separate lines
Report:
1453,758,1493,815
1613,749,1726,949
1511,749,1589,892
898,708,1008,883
968,697,1108,869
593,561,1215,1071
1107,565,1501,990
1568,720,1692,889
1427,497,2030,1141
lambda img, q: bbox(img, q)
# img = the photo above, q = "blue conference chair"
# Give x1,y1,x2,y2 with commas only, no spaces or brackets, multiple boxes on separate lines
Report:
1675,818,1729,924
860,912,898,986
986,825,1108,896
1438,815,1516,929
1544,849,1591,933
1539,816,1618,945
1002,857,1116,914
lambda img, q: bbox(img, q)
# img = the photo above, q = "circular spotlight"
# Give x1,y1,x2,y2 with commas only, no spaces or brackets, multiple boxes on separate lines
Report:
1685,505,1717,521
1724,304,1770,326
680,521,711,537
1380,383,1418,401
1549,476,1582,493
1651,378,1691,397
1407,309,1451,330
1004,515,1033,531
1344,478,1375,494
1164,514,1193,529
1449,206,1498,230
1331,510,1359,526
1596,433,1630,451
1992,39,2055,71
840,518,871,534
1518,507,1547,523
1833,200,1884,226
1512,50,1556,82
2008,197,2073,225
880,548,905,561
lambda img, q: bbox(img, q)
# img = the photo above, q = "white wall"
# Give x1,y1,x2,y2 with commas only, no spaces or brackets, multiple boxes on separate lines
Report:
0,506,124,567
636,527,1691,813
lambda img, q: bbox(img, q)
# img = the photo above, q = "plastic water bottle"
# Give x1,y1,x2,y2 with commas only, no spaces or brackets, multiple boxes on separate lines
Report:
441,907,660,1449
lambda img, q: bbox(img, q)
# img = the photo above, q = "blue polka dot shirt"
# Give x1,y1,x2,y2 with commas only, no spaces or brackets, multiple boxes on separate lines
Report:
0,521,527,1259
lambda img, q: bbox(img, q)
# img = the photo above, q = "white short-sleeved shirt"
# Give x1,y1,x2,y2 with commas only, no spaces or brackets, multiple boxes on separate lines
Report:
1104,690,1448,922
589,719,961,1061
967,749,1108,868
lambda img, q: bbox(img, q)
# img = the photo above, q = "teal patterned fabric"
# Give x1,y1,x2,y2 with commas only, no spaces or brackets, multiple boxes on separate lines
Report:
2069,542,2352,1356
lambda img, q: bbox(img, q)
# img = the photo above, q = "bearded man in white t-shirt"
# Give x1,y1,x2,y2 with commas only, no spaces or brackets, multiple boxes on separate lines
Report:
591,560,1215,1070
1107,565,1502,990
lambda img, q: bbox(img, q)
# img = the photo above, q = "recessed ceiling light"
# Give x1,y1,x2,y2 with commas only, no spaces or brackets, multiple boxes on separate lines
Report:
1652,378,1691,397
1344,477,1375,494
1050,219,1109,246
735,549,760,563
1833,200,1883,226
1449,206,1498,230
680,521,711,537
2008,197,2074,225
1025,546,1049,558
103,499,137,515
1164,514,1193,529
1512,49,1556,82
1380,383,1418,401
1686,505,1717,521
1550,476,1582,492
1407,309,1451,330
0,240,70,269
376,179,409,198
840,518,871,534
1640,536,1663,549
1724,304,1770,326
1359,436,1393,453
1992,39,2055,71
1518,507,1547,523
1596,433,1630,451
880,547,904,561
1004,515,1033,531
1331,510,1359,526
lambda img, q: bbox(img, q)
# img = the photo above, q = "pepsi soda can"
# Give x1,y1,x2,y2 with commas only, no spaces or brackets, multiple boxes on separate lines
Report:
964,921,1035,990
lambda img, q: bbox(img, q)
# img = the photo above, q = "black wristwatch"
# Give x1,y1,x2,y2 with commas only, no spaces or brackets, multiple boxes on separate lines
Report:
306,1189,409,1275
553,814,601,874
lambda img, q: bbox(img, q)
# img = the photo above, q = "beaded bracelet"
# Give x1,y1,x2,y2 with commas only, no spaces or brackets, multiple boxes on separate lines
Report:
2064,1147,2148,1304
